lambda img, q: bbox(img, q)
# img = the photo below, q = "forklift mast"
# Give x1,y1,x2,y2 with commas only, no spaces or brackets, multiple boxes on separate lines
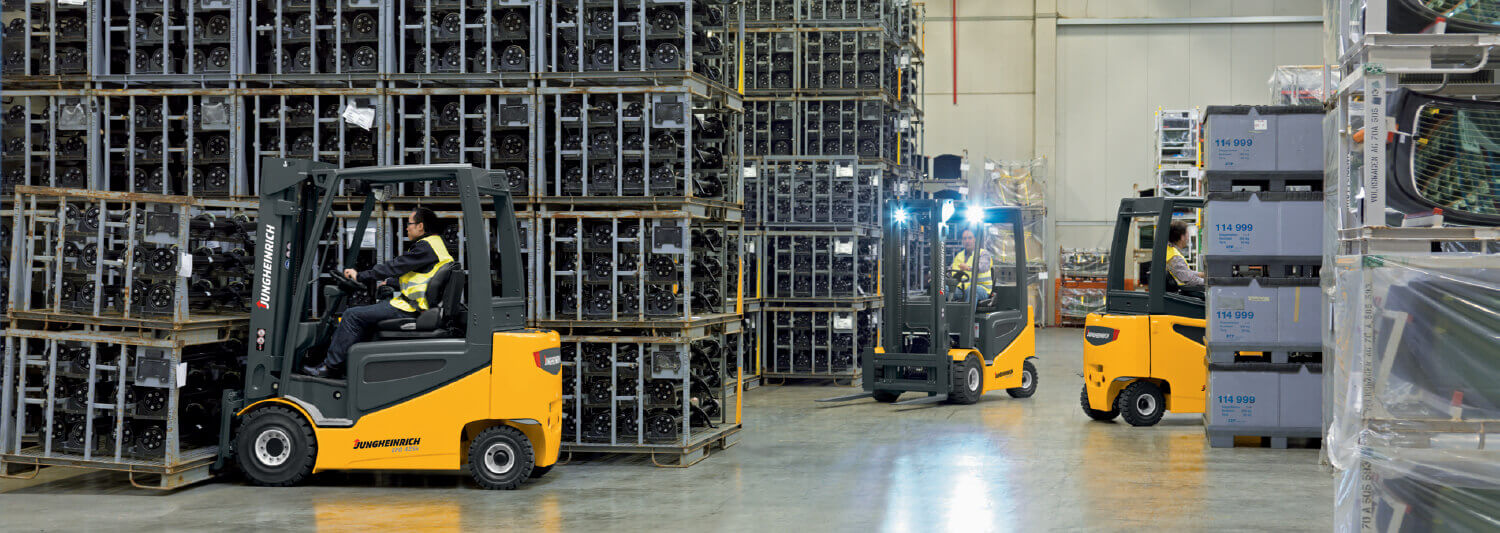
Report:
244,159,525,404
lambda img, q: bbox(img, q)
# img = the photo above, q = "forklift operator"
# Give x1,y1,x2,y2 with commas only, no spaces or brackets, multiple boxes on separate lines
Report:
303,207,453,379
1165,220,1204,289
951,228,993,301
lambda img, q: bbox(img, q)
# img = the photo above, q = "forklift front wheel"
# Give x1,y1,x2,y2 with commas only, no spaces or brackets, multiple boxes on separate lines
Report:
1006,359,1038,398
468,425,535,490
948,355,983,405
236,406,317,487
1117,381,1166,427
872,390,902,403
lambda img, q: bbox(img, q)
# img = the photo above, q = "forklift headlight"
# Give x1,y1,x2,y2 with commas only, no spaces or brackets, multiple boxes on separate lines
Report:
892,208,908,225
965,205,985,225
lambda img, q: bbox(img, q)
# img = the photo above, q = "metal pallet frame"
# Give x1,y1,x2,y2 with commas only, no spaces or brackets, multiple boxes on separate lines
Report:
536,85,744,204
762,229,879,302
0,0,94,85
534,208,740,326
753,156,882,230
762,302,880,379
539,0,745,93
95,0,245,86
0,324,244,490
1,91,96,193
556,324,742,451
8,186,257,327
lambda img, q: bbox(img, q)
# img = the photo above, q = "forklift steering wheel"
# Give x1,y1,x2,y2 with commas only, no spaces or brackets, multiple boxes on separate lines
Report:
328,268,367,294
946,269,970,288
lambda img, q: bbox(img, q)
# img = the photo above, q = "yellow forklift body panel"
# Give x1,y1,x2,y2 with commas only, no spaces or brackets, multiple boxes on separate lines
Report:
1082,312,1206,414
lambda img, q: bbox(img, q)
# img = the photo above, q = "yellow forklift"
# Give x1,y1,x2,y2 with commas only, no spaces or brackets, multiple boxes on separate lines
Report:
820,199,1037,406
216,159,561,489
1081,197,1206,426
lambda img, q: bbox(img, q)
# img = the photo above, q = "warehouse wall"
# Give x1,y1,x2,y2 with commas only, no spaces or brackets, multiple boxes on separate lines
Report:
919,0,1324,250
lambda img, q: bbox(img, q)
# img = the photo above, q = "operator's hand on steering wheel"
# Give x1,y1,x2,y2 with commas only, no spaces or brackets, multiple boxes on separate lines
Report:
343,268,358,280
328,268,366,294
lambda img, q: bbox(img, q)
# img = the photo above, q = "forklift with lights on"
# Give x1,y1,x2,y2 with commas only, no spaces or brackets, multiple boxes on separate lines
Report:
1080,197,1207,426
217,159,561,490
819,199,1038,406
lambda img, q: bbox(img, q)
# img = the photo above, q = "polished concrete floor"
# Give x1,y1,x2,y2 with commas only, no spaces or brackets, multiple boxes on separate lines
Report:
0,329,1333,531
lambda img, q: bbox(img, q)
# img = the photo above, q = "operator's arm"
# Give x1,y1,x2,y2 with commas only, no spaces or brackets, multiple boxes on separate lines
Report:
357,239,438,282
1166,254,1204,288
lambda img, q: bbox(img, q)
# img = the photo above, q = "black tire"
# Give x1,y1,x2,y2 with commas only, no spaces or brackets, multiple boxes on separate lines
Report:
468,425,535,490
529,464,553,479
235,406,317,487
871,390,902,403
1080,384,1119,421
1006,359,1038,398
947,355,983,405
1117,380,1166,427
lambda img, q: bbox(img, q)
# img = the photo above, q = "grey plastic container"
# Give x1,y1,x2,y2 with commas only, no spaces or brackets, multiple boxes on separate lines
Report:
1204,105,1324,172
1204,191,1324,257
1206,363,1323,432
1208,278,1322,348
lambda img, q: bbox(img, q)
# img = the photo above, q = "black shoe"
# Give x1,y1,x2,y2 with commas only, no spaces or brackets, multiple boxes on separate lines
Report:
302,362,344,380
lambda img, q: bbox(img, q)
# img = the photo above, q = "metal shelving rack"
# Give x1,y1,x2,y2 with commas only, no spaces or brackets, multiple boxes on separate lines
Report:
1326,0,1500,528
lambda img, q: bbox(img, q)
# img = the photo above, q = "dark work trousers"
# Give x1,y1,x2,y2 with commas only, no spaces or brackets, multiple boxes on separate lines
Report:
323,302,416,366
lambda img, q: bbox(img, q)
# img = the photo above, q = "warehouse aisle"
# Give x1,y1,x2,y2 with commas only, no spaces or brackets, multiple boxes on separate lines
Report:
0,329,1332,531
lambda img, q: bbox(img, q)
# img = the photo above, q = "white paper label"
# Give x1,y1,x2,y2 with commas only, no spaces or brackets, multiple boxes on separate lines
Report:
834,241,854,254
1253,119,1268,131
1037,271,1049,280
348,226,376,248
984,161,996,171
176,363,188,389
179,252,193,277
743,166,758,178
747,242,755,254
342,103,375,130
836,165,854,177
898,55,910,66
833,315,854,330
898,118,910,130
58,0,87,4
958,186,969,195
959,162,970,172
1248,296,1272,302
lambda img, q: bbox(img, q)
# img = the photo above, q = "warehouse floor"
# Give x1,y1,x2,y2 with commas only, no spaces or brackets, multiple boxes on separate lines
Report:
0,329,1333,531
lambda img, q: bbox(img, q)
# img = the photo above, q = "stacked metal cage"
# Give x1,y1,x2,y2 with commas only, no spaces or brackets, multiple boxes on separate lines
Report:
536,0,747,463
1327,0,1500,528
2,188,255,488
739,0,921,383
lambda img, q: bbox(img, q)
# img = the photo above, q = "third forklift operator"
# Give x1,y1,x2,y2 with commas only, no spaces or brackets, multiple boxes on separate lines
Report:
952,228,993,302
304,207,453,379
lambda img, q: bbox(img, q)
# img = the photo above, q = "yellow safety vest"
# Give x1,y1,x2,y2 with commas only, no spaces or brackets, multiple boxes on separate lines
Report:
390,234,454,313
1165,245,1187,284
951,249,992,291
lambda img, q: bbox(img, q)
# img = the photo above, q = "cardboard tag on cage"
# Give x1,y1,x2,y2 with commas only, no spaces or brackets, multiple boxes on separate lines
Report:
179,252,193,277
177,363,188,389
833,315,854,330
342,103,375,130
836,165,854,177
58,0,86,5
743,166,757,178
834,241,854,255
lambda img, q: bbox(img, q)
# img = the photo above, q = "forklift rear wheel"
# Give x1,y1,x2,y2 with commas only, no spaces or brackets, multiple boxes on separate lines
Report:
236,406,317,487
871,390,902,403
1117,381,1166,427
948,355,983,405
468,425,535,489
1080,385,1119,421
1006,359,1038,398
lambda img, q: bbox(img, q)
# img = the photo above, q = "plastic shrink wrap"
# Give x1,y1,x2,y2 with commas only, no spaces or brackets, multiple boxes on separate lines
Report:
1329,253,1500,532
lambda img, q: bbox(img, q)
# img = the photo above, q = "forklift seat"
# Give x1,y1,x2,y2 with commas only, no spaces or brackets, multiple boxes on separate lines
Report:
374,265,466,340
